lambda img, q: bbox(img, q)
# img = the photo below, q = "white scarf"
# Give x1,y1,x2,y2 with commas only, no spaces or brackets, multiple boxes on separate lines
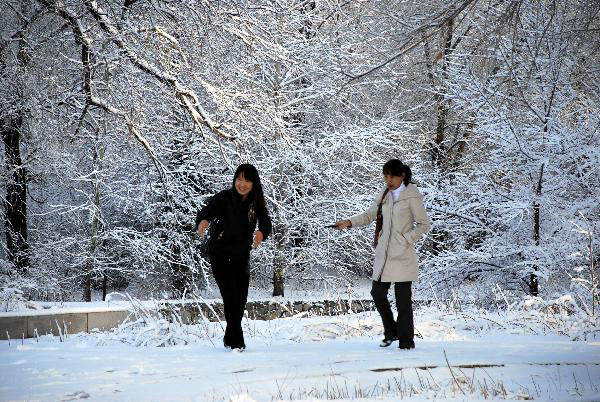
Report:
391,183,406,202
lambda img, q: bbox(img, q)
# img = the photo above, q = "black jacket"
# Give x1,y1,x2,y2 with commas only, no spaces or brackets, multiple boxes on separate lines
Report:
195,189,272,258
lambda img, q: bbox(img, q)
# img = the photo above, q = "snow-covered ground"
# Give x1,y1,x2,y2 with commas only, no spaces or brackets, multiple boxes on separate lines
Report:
1,300,599,401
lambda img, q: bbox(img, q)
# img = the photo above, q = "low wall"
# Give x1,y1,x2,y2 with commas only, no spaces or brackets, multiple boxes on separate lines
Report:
0,309,131,340
0,298,378,340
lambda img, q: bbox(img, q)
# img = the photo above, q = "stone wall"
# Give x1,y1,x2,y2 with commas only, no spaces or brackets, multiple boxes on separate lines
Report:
1,299,378,340
162,299,378,324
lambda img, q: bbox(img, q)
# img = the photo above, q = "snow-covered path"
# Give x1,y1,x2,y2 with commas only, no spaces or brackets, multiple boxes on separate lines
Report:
2,323,600,401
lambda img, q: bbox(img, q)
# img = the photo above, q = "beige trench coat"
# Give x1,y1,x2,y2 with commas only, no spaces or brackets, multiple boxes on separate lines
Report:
349,184,431,282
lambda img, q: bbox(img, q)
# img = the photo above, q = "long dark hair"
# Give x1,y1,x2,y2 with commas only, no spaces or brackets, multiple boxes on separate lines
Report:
382,158,412,185
232,163,267,211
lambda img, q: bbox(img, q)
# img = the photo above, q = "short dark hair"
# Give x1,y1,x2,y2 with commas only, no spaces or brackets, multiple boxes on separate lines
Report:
232,163,267,211
382,159,412,185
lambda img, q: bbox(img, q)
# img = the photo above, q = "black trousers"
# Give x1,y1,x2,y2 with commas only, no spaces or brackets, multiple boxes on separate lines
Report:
210,253,250,349
370,280,414,343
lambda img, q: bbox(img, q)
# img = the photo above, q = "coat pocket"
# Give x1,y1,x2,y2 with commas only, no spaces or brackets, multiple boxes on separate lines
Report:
388,230,414,263
392,230,409,248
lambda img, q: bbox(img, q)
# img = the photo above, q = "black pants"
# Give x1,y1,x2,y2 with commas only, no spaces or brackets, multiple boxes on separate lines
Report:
210,253,250,349
371,280,414,343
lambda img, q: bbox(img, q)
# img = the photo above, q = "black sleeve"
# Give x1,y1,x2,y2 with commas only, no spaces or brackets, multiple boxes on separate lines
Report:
257,205,272,240
195,190,226,229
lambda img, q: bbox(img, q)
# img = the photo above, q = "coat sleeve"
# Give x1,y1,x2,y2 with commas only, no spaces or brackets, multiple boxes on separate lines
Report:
348,190,384,228
195,191,226,229
402,193,431,243
257,205,272,240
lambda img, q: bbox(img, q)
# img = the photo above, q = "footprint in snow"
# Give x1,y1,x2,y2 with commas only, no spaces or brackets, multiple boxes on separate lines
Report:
60,390,90,400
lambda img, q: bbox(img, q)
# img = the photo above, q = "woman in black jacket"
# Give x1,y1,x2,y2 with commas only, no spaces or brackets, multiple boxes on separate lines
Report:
196,164,272,351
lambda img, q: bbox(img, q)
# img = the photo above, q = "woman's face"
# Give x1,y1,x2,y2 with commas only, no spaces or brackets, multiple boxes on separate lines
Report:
235,173,254,198
384,174,404,191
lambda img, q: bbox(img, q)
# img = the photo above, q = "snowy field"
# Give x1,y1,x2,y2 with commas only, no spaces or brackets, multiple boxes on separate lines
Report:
1,299,599,401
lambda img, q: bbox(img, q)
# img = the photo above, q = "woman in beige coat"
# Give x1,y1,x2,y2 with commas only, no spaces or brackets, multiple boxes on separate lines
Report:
334,159,431,349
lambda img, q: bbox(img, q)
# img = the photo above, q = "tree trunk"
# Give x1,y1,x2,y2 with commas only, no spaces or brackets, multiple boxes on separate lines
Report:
1,3,31,275
421,20,455,261
423,18,454,168
269,5,315,297
530,163,544,296
2,117,29,274
85,138,104,302
102,271,108,301
81,36,96,301
272,221,285,297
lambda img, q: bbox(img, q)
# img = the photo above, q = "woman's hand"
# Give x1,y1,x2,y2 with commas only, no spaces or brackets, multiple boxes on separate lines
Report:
334,220,352,230
252,230,264,249
196,220,209,237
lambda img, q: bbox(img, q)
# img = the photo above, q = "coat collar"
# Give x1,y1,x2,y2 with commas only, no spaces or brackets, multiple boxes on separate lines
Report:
380,183,420,203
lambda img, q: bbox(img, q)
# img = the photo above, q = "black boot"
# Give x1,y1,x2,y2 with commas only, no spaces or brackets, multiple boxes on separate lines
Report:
398,340,415,350
379,336,398,347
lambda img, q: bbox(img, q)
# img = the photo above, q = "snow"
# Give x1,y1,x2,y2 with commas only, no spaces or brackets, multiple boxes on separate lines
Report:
0,306,130,318
2,282,377,315
1,305,599,401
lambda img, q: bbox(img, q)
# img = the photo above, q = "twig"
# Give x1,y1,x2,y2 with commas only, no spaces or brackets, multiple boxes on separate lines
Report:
444,349,465,395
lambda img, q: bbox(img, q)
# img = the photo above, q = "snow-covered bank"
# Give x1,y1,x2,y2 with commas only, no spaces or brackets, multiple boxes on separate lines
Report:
1,303,599,401
1,281,377,313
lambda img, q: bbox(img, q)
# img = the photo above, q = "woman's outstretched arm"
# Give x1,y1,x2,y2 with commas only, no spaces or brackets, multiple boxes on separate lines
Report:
333,189,384,229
